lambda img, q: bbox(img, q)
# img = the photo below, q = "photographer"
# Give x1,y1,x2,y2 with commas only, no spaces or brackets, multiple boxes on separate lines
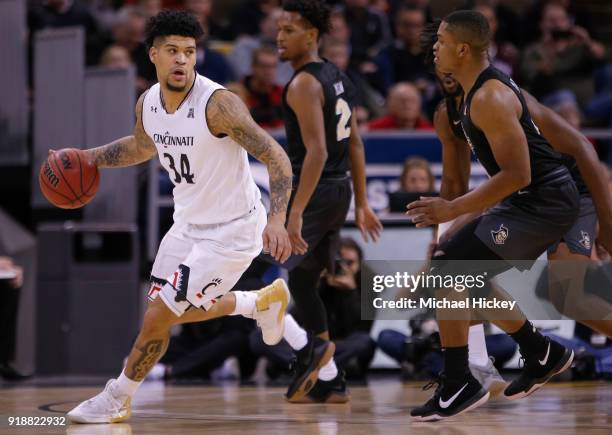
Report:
250,238,376,381
318,238,376,379
520,2,606,106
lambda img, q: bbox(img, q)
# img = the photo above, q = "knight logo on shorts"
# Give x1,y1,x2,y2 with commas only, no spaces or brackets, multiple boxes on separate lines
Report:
579,231,591,250
173,264,191,303
491,224,509,245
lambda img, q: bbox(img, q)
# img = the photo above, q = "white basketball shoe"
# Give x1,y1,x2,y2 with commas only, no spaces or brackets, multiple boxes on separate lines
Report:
67,379,131,424
470,357,507,398
253,278,290,345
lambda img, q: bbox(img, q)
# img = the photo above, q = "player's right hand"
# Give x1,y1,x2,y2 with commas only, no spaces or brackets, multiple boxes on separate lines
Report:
263,218,292,263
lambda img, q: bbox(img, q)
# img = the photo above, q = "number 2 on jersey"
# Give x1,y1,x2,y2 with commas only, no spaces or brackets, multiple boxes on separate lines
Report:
163,153,195,184
335,98,351,141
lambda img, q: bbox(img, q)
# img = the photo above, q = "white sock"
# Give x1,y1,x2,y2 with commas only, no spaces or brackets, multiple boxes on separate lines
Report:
283,314,308,350
112,370,143,398
318,358,338,381
468,324,490,366
230,291,257,317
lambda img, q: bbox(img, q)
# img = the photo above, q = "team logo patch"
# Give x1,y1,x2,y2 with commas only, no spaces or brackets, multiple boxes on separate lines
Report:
172,264,191,303
333,81,344,96
491,224,509,245
195,278,223,299
187,107,195,119
151,106,157,113
579,231,591,250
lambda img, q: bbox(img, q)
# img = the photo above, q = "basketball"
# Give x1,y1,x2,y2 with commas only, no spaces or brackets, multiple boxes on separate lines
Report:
39,148,100,209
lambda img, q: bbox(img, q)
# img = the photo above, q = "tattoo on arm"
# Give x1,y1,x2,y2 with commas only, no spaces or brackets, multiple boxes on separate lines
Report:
126,338,168,381
267,153,293,216
207,90,292,217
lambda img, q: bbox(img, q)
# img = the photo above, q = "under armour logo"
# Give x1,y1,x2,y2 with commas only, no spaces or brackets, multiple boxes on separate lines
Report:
491,224,509,245
151,106,157,113
187,108,195,119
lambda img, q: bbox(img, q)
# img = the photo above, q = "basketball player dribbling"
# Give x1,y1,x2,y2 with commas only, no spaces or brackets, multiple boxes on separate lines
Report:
420,20,612,397
250,0,382,403
406,11,580,420
65,10,294,424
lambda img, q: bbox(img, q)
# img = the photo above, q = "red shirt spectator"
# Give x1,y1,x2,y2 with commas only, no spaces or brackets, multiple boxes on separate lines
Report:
368,115,432,130
367,82,433,130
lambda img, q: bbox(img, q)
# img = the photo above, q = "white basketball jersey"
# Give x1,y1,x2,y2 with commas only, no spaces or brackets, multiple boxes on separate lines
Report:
142,74,261,225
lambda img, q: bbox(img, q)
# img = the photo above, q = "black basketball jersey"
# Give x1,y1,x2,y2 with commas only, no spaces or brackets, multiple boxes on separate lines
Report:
282,61,357,178
447,85,589,196
459,66,571,188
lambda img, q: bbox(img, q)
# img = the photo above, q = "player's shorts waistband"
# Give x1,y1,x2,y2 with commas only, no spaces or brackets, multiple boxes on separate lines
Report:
293,173,349,184
531,166,573,188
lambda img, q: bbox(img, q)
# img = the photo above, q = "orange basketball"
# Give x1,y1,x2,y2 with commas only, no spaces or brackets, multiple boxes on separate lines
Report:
39,148,100,209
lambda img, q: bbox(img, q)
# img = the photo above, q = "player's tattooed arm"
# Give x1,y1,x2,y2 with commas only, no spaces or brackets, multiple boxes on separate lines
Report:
207,89,292,221
84,92,157,168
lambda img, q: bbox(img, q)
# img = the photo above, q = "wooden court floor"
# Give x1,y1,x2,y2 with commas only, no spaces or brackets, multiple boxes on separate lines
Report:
0,380,610,434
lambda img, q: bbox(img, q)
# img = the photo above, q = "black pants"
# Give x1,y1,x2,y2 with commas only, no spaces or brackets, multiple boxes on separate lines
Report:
240,178,352,335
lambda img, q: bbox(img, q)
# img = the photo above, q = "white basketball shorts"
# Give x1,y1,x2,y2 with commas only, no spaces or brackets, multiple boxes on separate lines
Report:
148,203,266,316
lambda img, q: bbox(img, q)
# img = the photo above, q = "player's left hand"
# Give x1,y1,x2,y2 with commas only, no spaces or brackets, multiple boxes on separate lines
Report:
406,197,458,227
263,217,292,263
355,205,383,243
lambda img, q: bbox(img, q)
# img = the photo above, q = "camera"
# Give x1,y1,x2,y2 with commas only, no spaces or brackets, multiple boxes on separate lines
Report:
334,257,349,275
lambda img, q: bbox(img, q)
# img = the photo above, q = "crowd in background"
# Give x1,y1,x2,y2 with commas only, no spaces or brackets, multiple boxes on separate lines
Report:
16,0,612,382
26,1,612,151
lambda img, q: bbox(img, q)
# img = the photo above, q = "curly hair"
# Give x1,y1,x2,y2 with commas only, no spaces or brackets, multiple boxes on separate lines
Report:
282,0,331,38
145,10,204,48
420,19,441,72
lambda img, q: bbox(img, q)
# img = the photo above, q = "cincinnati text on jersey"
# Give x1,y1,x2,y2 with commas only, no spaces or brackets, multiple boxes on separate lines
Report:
153,131,195,147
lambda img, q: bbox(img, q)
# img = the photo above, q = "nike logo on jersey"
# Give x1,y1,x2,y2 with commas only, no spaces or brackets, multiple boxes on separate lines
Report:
517,190,529,195
439,383,468,409
453,120,461,125
539,342,551,366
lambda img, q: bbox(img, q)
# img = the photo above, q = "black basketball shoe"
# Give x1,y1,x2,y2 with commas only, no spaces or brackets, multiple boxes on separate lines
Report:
285,335,335,402
410,374,490,422
292,371,351,403
504,336,574,400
